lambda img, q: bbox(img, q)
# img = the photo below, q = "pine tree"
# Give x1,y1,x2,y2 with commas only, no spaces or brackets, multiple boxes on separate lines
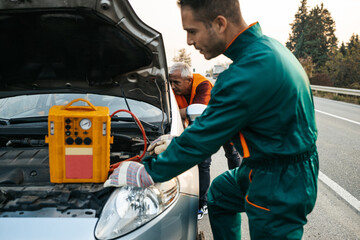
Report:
303,5,328,67
287,2,338,69
347,34,360,54
339,42,347,56
286,0,308,58
308,4,337,67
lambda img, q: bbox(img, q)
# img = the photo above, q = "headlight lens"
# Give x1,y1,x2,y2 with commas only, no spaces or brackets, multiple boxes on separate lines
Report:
95,178,179,239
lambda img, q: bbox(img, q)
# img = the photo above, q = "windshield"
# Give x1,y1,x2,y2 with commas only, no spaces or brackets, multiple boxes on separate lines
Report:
0,93,166,123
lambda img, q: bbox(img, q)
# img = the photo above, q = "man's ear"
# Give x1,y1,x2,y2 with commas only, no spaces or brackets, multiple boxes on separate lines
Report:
213,15,227,33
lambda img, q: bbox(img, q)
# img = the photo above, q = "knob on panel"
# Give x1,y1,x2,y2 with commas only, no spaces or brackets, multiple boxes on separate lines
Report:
66,137,74,145
84,138,92,145
75,137,83,145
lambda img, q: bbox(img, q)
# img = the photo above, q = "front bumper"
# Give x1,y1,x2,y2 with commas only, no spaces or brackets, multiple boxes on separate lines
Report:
0,193,198,240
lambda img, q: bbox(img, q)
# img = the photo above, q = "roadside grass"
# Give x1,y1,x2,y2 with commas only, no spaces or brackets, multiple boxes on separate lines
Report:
312,91,360,105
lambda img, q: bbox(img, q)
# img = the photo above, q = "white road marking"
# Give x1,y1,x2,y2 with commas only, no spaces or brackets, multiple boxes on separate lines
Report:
315,109,360,126
315,109,360,211
319,171,360,212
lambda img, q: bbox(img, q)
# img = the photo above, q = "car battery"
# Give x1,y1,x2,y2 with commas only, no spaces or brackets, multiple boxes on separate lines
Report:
45,98,113,183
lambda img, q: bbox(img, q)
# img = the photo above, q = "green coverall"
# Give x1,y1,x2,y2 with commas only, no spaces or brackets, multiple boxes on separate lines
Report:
143,23,318,239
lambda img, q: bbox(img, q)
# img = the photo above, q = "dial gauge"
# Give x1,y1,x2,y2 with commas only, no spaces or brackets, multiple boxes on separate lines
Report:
79,118,92,130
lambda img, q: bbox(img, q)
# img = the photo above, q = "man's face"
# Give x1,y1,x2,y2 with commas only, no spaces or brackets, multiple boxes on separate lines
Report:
169,70,192,96
181,7,225,60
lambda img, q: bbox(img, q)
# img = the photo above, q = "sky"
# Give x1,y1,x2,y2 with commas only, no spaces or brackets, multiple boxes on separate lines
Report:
128,0,360,75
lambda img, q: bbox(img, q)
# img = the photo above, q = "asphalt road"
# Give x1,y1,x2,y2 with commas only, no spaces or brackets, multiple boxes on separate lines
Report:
314,97,360,200
198,97,360,239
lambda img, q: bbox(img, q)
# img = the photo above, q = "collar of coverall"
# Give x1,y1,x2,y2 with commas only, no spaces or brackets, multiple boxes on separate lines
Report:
222,22,262,59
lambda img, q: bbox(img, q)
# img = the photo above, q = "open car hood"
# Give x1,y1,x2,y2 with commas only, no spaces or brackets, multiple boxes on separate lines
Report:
0,0,170,118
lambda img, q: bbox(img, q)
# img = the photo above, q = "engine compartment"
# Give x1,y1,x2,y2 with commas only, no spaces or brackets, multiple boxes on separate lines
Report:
0,122,159,217
0,183,110,218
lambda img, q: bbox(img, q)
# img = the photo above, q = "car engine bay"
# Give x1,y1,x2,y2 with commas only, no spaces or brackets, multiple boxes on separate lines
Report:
0,120,160,218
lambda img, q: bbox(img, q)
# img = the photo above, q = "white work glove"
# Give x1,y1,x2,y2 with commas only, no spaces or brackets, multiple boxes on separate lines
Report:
104,161,154,188
147,134,175,155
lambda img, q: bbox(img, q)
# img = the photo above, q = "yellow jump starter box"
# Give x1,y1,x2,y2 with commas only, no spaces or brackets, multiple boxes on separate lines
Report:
45,98,113,183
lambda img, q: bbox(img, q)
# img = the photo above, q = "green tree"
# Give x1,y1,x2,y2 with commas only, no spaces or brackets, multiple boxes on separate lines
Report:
339,42,346,56
286,0,308,58
347,34,360,54
324,34,360,89
287,2,337,69
172,48,192,67
304,4,337,68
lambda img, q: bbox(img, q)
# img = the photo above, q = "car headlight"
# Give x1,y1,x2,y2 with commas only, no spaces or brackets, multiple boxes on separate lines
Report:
95,178,179,239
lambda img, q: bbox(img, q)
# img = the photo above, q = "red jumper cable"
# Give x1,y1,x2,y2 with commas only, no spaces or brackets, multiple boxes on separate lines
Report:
109,109,147,173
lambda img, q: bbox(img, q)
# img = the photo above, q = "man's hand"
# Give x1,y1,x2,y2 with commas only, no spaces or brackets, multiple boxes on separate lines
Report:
104,161,154,188
147,134,174,155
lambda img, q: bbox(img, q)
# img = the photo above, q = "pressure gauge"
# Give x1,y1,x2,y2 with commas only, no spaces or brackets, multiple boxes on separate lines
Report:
79,118,92,130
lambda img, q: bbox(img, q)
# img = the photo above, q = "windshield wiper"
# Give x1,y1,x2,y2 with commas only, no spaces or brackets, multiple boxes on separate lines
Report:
0,118,9,125
8,116,48,124
111,116,159,131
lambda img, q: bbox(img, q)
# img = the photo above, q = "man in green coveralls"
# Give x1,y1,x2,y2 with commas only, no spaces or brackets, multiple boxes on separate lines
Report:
106,0,319,239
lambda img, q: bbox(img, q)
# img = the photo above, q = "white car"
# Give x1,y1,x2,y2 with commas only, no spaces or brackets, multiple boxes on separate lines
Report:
0,1,199,239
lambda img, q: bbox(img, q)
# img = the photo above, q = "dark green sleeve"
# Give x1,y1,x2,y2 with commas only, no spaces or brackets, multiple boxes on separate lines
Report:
143,41,317,182
142,53,268,182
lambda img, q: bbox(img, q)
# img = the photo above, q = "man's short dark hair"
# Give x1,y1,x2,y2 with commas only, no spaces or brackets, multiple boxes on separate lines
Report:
177,0,241,25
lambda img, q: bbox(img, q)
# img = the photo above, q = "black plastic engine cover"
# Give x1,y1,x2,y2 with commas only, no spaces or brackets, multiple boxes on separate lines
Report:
0,148,50,184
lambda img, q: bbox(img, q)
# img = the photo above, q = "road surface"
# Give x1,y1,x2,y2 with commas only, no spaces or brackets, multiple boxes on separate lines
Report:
198,97,360,239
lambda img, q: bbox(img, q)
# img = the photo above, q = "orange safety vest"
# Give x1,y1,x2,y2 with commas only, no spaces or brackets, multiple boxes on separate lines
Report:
174,74,250,157
174,73,213,108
